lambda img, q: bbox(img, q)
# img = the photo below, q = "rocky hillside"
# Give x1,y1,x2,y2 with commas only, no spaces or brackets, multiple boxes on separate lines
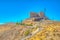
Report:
0,12,60,40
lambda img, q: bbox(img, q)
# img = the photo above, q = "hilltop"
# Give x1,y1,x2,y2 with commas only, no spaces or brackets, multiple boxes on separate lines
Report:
0,12,60,40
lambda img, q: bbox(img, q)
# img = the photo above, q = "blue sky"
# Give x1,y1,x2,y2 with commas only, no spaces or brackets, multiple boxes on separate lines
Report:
0,0,60,23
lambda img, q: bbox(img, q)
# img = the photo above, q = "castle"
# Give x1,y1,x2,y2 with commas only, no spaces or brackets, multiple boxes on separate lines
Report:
22,11,48,25
30,12,47,21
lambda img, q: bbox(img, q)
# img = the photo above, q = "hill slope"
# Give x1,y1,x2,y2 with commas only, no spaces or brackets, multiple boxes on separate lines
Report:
0,12,60,40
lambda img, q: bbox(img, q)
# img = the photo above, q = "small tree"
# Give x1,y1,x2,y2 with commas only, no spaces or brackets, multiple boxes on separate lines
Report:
16,22,19,25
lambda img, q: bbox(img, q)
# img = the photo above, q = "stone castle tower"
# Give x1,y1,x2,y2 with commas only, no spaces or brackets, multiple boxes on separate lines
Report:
30,12,45,18
30,11,47,21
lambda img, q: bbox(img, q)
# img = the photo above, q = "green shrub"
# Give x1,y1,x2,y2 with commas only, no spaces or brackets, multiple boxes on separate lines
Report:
26,24,32,26
24,29,30,36
16,22,20,25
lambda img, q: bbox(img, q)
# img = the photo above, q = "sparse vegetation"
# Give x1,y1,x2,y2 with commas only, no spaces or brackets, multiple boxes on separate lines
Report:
27,24,33,26
24,29,30,36
16,22,19,25
0,12,60,40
